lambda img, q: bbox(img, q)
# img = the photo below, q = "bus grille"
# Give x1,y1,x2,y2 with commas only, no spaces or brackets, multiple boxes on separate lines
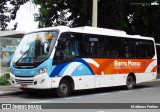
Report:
15,79,34,85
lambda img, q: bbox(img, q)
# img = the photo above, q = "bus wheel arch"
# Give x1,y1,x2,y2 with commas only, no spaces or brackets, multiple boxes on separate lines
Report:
57,76,75,97
126,73,136,90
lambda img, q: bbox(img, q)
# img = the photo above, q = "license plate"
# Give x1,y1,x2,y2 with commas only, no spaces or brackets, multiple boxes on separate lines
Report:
21,84,27,88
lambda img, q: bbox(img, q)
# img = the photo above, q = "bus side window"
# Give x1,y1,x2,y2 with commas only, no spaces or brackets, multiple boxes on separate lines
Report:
124,39,130,58
83,34,105,58
141,40,155,58
135,41,143,58
106,36,125,58
53,32,73,64
74,33,84,57
53,32,84,65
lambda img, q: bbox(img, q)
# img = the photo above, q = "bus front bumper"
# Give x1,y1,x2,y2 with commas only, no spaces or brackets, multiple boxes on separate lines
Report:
10,73,52,89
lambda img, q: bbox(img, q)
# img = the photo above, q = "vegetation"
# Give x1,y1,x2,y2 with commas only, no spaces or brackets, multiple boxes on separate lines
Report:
33,0,160,43
0,75,10,85
0,0,29,30
1,0,160,42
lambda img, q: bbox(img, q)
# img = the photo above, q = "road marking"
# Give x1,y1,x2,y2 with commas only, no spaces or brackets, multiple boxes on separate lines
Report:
139,87,153,91
97,111,105,112
144,87,152,89
94,93,110,96
95,93,106,96
65,96,81,100
121,90,134,92
117,88,153,93
92,90,132,97
30,100,51,103
147,79,160,82
115,90,133,94
154,79,160,81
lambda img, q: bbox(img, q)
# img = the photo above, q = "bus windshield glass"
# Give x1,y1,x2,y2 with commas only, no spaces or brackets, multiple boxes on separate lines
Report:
12,31,58,66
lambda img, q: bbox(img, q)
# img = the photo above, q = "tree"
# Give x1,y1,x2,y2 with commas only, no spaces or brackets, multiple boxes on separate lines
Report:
33,0,92,27
0,0,11,30
128,0,160,42
0,0,29,31
34,0,70,27
68,0,92,27
33,0,160,42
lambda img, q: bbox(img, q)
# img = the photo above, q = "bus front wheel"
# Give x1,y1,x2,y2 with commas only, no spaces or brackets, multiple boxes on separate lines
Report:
57,79,70,97
126,75,135,90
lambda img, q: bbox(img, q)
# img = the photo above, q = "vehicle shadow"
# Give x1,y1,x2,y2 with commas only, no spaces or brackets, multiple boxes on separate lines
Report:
20,82,155,99
70,84,153,97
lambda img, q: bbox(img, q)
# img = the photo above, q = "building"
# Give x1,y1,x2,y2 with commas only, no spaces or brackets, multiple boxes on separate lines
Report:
0,31,25,76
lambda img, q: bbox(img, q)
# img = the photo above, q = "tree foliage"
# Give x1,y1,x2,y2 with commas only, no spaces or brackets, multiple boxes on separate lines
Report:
33,0,92,27
0,0,29,31
33,0,160,42
34,0,69,27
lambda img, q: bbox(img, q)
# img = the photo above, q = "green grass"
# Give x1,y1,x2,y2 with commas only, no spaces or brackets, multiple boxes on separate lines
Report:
0,75,10,85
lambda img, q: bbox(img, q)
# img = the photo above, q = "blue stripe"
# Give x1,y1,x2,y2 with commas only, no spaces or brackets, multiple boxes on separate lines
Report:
50,63,69,77
50,58,94,77
74,58,94,74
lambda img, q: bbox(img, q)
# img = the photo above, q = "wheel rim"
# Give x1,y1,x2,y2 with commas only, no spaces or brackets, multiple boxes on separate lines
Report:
60,84,68,95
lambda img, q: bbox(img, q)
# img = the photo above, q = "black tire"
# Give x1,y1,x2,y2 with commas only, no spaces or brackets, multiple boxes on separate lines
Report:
126,75,135,90
57,79,70,97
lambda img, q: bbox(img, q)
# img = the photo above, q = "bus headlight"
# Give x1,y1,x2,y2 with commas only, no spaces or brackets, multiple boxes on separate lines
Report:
37,67,48,75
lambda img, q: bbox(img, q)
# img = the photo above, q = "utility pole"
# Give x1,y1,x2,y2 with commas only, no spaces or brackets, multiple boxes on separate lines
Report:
92,0,98,27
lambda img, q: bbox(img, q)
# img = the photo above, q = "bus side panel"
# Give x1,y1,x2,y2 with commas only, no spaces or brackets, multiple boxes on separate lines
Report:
135,72,157,84
73,76,94,90
51,77,61,88
95,75,105,88
95,74,127,88
73,74,127,90
51,76,95,90
50,58,157,90
135,59,157,83
110,74,127,87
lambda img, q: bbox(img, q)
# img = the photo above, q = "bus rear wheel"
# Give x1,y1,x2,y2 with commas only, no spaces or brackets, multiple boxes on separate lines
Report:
126,75,135,90
57,79,70,97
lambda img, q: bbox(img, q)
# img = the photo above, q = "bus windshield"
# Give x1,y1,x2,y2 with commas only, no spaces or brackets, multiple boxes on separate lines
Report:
12,31,58,66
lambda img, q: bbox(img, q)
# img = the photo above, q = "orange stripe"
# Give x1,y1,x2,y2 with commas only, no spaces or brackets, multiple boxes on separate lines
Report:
88,63,98,75
151,65,157,72
88,58,156,75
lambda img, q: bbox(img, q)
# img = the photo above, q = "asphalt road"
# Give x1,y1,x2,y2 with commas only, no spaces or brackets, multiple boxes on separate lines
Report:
0,80,160,112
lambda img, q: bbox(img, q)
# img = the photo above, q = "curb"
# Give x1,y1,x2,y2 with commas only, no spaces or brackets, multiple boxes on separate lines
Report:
0,90,24,96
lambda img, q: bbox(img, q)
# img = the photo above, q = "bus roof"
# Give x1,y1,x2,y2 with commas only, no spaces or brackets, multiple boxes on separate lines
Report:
30,26,154,40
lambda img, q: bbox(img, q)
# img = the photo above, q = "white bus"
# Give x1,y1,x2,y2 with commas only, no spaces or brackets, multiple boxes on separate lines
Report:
10,26,157,97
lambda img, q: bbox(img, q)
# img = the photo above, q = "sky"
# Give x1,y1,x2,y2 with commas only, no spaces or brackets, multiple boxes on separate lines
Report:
8,1,39,32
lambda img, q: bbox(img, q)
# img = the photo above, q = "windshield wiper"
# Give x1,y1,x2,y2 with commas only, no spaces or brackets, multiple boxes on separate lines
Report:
15,50,29,64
